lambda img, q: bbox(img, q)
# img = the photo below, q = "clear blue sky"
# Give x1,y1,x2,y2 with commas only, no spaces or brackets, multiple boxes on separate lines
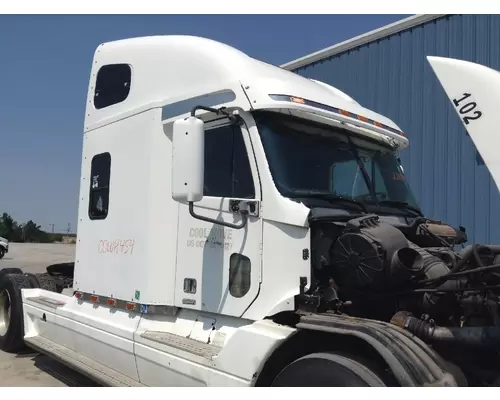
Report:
0,14,409,234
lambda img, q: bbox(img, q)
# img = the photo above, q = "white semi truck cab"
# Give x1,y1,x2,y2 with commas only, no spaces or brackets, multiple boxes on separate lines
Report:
0,35,499,387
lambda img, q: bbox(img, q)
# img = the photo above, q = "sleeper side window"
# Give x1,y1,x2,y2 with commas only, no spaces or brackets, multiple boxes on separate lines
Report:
93,64,131,110
89,153,111,220
204,124,255,199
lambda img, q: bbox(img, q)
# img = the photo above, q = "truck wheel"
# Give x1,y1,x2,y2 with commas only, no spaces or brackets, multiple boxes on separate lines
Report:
0,273,31,352
24,273,40,289
0,268,23,278
271,352,386,387
36,273,58,292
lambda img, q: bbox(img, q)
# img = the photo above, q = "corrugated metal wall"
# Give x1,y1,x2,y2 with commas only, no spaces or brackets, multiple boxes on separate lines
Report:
292,14,500,245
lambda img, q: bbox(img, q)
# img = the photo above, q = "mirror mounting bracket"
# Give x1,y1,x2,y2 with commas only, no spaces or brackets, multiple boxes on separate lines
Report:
183,104,249,230
190,105,239,123
229,199,259,217
188,202,249,230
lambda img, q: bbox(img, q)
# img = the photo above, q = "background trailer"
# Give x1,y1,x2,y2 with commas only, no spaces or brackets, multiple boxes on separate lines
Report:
282,14,500,245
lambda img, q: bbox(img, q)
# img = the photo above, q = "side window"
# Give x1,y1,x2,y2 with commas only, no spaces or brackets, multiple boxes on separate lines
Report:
89,153,111,220
93,64,131,110
204,124,255,199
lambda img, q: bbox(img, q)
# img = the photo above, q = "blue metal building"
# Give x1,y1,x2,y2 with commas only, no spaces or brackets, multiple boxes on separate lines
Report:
282,14,500,245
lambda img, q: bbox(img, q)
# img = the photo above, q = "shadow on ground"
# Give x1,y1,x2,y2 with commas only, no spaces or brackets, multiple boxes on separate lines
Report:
15,350,100,387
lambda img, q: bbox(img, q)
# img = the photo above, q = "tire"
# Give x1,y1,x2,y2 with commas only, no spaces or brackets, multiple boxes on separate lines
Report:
36,273,59,292
271,352,386,387
24,273,40,289
0,268,23,278
46,262,74,276
0,273,31,352
0,248,5,260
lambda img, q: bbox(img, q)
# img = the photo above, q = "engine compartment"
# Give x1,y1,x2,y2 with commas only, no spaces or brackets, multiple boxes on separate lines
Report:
305,214,500,385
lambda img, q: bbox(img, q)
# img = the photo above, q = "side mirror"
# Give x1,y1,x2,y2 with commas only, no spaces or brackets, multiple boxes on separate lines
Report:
171,116,205,203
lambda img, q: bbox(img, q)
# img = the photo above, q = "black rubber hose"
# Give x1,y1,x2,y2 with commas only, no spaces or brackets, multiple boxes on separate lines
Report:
421,263,500,287
480,245,500,255
449,264,500,277
472,245,487,268
412,285,500,293
450,245,478,274
414,244,490,287
391,312,500,348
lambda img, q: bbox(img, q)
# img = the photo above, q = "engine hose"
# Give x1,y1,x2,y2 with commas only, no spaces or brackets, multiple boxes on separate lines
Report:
472,246,486,268
450,245,476,274
420,263,500,287
407,241,450,279
480,245,500,255
390,311,500,348
450,263,500,277
446,244,491,275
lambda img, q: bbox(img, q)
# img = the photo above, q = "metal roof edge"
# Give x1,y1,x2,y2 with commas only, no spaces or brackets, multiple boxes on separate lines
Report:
281,14,448,71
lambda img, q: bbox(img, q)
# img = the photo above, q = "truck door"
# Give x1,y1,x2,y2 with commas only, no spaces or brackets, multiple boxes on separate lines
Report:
174,118,262,317
427,56,500,192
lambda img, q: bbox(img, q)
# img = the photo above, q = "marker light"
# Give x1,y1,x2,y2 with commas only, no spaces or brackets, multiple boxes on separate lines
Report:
290,96,305,104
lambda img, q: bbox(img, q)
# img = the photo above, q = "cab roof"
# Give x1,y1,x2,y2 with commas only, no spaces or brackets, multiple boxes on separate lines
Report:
84,35,406,147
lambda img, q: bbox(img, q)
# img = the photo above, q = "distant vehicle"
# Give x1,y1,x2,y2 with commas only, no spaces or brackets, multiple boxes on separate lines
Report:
0,237,8,259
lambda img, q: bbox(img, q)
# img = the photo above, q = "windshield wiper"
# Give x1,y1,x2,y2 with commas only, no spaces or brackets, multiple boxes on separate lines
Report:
376,200,423,217
344,134,380,206
291,192,368,212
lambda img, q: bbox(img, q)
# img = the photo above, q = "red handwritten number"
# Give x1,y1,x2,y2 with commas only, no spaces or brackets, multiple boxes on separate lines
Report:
98,239,135,255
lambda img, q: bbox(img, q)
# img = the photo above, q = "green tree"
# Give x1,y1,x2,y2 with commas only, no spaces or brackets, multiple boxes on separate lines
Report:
21,220,51,243
0,213,55,243
0,213,22,241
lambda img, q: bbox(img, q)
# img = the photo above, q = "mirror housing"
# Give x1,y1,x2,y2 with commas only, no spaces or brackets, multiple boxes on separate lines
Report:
171,116,205,203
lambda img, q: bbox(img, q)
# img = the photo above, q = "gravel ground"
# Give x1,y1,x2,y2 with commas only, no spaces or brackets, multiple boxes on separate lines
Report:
1,242,75,273
0,242,98,386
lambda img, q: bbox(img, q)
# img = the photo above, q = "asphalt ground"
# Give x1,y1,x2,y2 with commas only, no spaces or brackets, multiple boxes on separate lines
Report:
0,243,98,386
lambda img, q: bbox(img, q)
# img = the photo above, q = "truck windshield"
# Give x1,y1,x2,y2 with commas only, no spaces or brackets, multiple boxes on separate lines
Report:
253,111,420,214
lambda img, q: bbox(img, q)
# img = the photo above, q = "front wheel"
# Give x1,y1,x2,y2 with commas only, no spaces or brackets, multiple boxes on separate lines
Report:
0,248,5,260
271,352,386,387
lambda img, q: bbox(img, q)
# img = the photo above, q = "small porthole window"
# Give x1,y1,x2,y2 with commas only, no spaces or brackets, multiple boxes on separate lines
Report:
89,152,111,220
94,64,131,109
229,253,251,298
